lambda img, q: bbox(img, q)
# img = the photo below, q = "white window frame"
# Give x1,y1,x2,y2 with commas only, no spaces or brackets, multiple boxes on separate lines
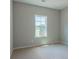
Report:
35,15,47,38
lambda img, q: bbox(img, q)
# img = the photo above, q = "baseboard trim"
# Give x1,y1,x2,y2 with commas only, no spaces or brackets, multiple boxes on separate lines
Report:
13,42,62,50
13,45,33,50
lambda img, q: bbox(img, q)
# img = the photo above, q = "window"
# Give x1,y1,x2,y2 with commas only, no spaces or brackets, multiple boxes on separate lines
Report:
35,15,47,37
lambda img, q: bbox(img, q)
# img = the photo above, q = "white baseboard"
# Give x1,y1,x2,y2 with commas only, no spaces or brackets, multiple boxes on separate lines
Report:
13,41,62,50
13,44,49,50
13,45,33,50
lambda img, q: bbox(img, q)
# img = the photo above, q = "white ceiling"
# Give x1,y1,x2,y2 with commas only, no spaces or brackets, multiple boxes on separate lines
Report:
14,0,68,10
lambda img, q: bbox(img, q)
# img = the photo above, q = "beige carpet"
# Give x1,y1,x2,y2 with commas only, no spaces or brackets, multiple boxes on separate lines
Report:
11,44,68,59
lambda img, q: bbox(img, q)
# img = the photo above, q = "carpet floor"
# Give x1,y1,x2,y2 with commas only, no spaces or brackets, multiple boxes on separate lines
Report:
11,44,68,59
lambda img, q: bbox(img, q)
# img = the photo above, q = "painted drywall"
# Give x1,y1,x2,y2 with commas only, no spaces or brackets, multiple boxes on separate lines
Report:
10,0,13,56
14,0,68,10
13,2,60,48
60,7,68,45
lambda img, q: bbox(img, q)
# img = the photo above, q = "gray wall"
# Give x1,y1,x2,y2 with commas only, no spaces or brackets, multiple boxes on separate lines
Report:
10,0,13,56
60,7,68,45
13,2,60,48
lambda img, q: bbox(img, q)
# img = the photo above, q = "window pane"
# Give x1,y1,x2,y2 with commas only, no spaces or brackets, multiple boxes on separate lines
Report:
41,17,45,22
36,22,41,26
35,16,41,22
41,22,45,25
